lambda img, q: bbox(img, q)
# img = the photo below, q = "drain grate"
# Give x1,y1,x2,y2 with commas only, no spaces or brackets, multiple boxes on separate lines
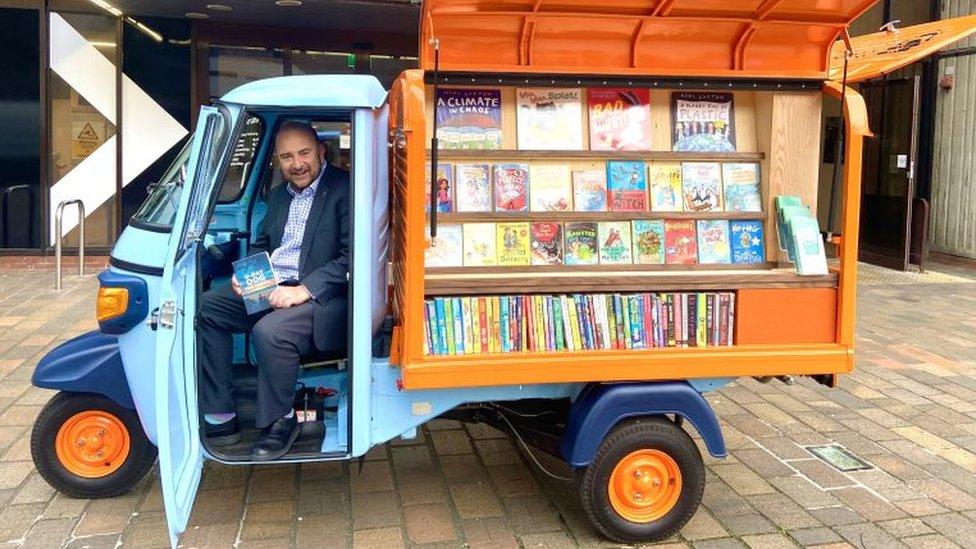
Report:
805,444,873,472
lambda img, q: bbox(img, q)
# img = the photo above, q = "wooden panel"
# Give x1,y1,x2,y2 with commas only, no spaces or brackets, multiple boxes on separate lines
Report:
736,288,837,344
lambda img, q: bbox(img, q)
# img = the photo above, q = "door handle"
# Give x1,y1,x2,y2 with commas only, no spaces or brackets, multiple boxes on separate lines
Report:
146,307,160,331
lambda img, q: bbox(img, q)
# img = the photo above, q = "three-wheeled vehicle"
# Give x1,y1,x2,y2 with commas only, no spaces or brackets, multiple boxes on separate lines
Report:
29,3,976,546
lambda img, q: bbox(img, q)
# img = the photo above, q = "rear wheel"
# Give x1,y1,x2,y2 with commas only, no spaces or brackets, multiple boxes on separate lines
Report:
577,417,704,544
31,392,156,499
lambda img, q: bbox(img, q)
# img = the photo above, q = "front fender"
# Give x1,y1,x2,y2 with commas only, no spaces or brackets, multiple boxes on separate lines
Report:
561,382,726,467
32,331,136,410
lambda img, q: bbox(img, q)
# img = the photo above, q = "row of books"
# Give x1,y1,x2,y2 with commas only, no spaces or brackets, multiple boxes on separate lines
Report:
423,292,737,356
427,161,761,214
437,88,736,153
426,219,764,267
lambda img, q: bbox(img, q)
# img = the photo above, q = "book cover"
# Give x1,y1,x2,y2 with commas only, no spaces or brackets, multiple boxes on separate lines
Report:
516,88,584,150
607,161,648,211
462,222,497,267
454,163,492,212
665,220,698,264
424,162,454,213
462,297,473,354
630,296,644,349
572,170,608,212
649,163,683,212
552,297,564,351
435,88,502,150
671,91,736,152
233,252,279,315
487,297,498,353
435,298,448,355
564,222,599,265
696,220,732,264
632,220,666,264
424,224,463,267
791,216,829,275
493,163,529,212
478,297,488,353
598,221,633,265
445,298,456,354
496,222,531,266
621,295,632,349
529,164,572,211
530,221,564,265
587,88,652,151
424,301,435,355
682,162,723,212
722,163,762,212
453,297,465,354
730,220,765,264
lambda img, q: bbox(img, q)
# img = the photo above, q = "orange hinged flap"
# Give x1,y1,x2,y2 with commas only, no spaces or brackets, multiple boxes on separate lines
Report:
829,14,976,82
420,0,880,80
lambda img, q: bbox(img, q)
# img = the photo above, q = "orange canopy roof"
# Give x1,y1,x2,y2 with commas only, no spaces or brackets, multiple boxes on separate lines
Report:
420,0,879,80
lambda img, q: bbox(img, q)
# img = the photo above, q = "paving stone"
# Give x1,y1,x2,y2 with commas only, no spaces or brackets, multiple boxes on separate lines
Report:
896,498,951,518
741,533,798,549
680,508,728,541
63,533,120,549
503,496,563,534
439,454,489,484
710,463,775,496
909,478,976,512
403,502,457,544
833,522,907,549
119,510,170,548
178,523,239,548
43,493,89,519
72,496,139,537
390,444,436,474
768,476,840,510
717,513,779,536
351,492,401,530
786,526,842,546
732,448,796,479
518,531,577,547
430,429,474,455
460,517,519,549
186,487,246,527
465,422,508,440
240,500,294,541
246,468,296,503
807,506,865,527
349,459,395,494
921,513,976,549
294,512,348,546
20,517,77,549
487,463,541,498
450,481,504,519
878,517,935,538
692,538,747,549
900,533,964,549
829,487,907,522
11,474,56,505
396,471,448,506
0,460,32,490
297,481,350,516
474,438,521,467
352,526,405,549
748,493,821,530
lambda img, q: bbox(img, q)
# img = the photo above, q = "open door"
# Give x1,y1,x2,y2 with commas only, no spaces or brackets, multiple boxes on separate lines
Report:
154,105,231,546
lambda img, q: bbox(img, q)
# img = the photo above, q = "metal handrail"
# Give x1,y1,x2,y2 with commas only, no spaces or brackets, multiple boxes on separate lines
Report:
54,199,85,291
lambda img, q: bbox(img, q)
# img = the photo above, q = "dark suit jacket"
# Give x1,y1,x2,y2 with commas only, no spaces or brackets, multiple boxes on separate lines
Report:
249,164,349,352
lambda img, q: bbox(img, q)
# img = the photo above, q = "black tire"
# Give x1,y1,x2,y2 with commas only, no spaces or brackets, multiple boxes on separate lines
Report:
577,416,705,544
31,391,157,499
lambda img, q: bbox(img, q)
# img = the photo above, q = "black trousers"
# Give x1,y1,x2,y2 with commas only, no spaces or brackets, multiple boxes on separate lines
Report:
199,283,316,428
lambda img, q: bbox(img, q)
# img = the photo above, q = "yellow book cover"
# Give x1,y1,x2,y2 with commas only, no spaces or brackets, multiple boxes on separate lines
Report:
470,297,481,353
519,296,528,351
568,295,583,351
496,222,531,266
534,296,546,351
486,296,496,353
649,163,683,212
462,297,474,354
698,292,707,347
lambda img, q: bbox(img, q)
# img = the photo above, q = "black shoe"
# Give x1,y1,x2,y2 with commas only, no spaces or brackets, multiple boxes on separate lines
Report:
250,414,299,461
204,416,242,446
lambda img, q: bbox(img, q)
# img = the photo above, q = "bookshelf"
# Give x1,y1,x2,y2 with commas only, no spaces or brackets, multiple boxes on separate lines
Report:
429,150,765,162
433,211,767,222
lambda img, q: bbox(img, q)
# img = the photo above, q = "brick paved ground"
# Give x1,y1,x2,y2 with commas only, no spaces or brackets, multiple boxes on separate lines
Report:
1,264,976,548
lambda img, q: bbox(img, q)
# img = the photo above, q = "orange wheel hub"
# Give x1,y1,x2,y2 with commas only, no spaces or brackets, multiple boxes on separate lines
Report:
55,410,130,478
608,449,682,523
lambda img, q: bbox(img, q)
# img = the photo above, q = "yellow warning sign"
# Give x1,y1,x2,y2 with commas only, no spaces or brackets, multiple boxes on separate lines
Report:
72,122,101,161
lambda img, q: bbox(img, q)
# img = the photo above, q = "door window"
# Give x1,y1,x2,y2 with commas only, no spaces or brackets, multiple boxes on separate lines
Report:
178,110,228,257
217,115,264,203
131,140,191,229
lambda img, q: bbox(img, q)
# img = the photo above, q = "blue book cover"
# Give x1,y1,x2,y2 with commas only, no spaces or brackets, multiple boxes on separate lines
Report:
606,161,648,211
730,220,765,264
434,298,447,355
425,301,437,354
632,296,645,349
552,298,564,351
546,297,556,351
444,298,455,354
696,220,732,264
500,296,510,352
576,295,591,350
232,252,278,315
453,298,465,354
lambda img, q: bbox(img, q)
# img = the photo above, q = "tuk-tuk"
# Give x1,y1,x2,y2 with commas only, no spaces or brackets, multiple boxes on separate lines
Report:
28,3,976,546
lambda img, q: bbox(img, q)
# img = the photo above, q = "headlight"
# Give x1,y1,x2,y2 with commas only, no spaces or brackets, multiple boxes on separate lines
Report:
96,287,130,322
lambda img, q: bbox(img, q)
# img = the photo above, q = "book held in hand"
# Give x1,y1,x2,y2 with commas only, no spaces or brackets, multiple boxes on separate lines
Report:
233,252,279,314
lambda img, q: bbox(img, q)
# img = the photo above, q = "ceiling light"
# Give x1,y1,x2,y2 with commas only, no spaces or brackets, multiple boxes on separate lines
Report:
206,4,233,10
85,0,122,17
275,0,302,6
124,16,163,42
185,12,209,19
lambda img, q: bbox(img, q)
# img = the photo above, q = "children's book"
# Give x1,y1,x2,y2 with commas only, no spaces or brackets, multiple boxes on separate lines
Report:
493,163,529,212
607,161,648,211
572,170,608,212
664,220,698,264
564,222,599,265
649,163,683,212
730,220,765,264
424,224,463,267
454,163,492,212
587,88,652,151
424,162,454,213
233,252,278,314
496,222,531,266
516,88,584,150
435,88,503,150
790,216,828,275
463,222,497,266
598,221,633,264
632,220,666,264
671,91,736,152
681,162,723,212
529,164,572,211
696,220,732,264
530,222,564,265
722,163,762,212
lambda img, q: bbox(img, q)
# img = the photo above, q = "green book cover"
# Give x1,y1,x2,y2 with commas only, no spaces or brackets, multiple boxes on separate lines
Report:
621,295,632,349
552,297,564,351
445,298,456,355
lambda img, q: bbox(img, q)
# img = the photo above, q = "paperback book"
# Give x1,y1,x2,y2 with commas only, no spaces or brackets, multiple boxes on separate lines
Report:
496,222,531,266
664,220,698,264
424,224,463,267
632,220,666,264
493,163,529,212
722,163,762,212
463,222,497,266
233,252,278,314
435,88,503,149
607,161,648,211
572,170,608,212
649,163,683,212
516,88,584,150
454,163,492,212
564,222,599,265
598,221,633,264
529,164,572,211
530,222,564,265
696,220,732,264
790,216,828,275
587,88,652,151
671,91,736,152
730,220,765,264
682,162,723,212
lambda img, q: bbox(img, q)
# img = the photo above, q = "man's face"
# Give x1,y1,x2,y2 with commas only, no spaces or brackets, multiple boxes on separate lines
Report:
275,129,325,189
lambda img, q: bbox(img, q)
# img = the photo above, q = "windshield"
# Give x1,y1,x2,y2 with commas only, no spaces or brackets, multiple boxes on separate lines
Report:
131,140,192,229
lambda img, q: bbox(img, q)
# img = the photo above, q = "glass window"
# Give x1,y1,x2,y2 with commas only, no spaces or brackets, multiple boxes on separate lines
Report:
291,50,355,76
217,114,264,202
209,45,284,100
180,111,228,255
131,140,191,229
369,54,418,88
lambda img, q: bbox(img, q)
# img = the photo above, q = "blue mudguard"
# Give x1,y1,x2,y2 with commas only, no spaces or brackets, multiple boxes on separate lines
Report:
31,331,135,409
561,381,726,467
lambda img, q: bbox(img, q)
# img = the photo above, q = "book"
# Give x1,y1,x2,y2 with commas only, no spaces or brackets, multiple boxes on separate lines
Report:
529,164,572,211
564,222,599,265
530,222,564,265
722,163,762,212
682,162,723,212
790,216,829,275
696,220,732,264
598,221,633,265
435,88,502,150
632,220,666,264
454,163,492,212
649,163,683,212
233,252,278,315
424,224,463,267
572,170,608,212
493,163,529,212
730,220,765,264
671,91,736,152
516,88,585,150
607,161,648,211
496,222,531,266
425,162,454,212
462,222,497,266
664,220,698,264
587,88,652,151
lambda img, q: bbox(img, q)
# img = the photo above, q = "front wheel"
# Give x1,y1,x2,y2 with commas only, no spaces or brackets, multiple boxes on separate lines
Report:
577,416,705,544
31,392,157,499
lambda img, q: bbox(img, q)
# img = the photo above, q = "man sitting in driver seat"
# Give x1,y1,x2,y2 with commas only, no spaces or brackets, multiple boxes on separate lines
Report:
199,120,349,460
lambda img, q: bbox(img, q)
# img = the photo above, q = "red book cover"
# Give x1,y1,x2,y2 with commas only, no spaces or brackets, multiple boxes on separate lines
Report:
719,293,729,346
478,297,489,353
493,164,529,212
665,220,698,265
643,294,654,348
525,296,535,351
588,88,652,151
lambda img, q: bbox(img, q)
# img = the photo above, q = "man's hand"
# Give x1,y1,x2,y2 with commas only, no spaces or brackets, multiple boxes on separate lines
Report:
231,275,242,297
268,285,312,309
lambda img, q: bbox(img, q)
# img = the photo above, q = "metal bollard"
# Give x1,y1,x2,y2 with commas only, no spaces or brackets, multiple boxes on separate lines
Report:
54,200,85,291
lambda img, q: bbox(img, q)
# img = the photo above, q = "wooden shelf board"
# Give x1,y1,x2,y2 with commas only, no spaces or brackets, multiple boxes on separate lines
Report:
433,211,767,222
428,150,765,161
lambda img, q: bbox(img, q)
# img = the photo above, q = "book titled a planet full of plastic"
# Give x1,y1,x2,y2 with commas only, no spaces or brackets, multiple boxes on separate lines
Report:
232,252,278,314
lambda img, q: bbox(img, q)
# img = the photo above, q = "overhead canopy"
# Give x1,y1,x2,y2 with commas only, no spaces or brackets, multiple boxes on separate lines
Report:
420,0,879,80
